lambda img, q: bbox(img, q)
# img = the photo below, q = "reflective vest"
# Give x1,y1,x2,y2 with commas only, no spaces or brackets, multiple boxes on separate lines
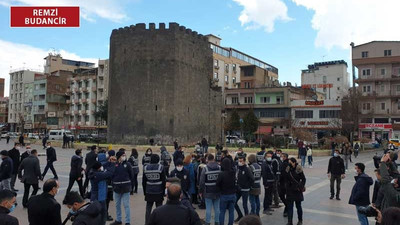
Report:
130,156,139,168
215,152,222,163
204,165,221,193
143,155,151,166
144,164,164,194
250,163,262,189
256,151,266,165
161,151,172,166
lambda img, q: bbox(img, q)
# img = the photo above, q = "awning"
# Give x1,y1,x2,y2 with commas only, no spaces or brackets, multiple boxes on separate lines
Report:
254,126,272,135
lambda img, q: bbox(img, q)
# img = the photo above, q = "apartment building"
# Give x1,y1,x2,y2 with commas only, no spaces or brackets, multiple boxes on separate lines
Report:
301,60,350,100
23,83,34,131
8,69,42,132
353,41,400,140
66,68,98,131
0,78,5,98
96,59,109,127
44,53,95,74
207,34,278,89
0,97,8,124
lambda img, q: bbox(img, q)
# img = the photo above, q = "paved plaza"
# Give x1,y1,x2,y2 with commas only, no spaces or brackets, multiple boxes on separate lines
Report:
3,140,381,225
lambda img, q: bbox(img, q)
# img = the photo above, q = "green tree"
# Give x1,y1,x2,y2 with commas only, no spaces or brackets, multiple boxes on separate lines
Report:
242,109,259,136
94,99,108,123
225,109,241,132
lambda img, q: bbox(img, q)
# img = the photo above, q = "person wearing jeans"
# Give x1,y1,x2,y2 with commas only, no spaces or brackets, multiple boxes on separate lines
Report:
349,163,373,225
111,151,133,225
199,154,221,225
0,150,13,191
248,154,262,216
299,145,307,168
217,158,236,225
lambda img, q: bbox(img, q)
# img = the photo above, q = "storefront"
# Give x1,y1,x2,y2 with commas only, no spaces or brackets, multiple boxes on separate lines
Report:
358,123,392,141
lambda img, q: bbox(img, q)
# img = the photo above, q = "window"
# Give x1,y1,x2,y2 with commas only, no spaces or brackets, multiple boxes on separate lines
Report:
232,97,239,104
55,84,60,90
381,68,386,75
260,97,270,103
337,87,341,90
322,76,327,83
244,97,253,104
224,75,228,83
323,87,327,92
337,77,341,81
363,86,371,93
11,85,13,90
35,84,39,90
398,102,400,110
362,69,371,76
397,85,400,92
319,110,341,118
362,51,368,58
381,102,386,110
276,96,283,104
10,114,12,119
384,50,392,56
381,85,385,92
225,64,229,72
232,77,236,84
233,64,237,72
214,59,218,67
85,116,89,122
295,110,313,118
244,82,251,89
214,72,218,79
260,111,286,118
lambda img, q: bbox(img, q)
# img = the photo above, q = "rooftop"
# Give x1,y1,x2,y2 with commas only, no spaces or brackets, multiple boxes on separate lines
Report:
302,60,347,72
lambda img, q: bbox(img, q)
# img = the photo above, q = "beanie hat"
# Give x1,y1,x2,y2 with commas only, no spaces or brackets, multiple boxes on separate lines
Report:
108,150,115,157
0,150,8,156
116,151,124,159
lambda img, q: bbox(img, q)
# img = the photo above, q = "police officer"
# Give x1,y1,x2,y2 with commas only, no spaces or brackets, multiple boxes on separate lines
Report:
234,156,254,222
257,145,267,165
199,154,221,225
143,148,153,168
143,154,166,225
271,150,282,208
160,146,172,177
215,149,223,164
262,151,275,215
128,149,139,194
169,159,190,193
248,154,262,216
234,148,247,165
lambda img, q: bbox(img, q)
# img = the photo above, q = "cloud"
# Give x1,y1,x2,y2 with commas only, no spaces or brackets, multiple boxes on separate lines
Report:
0,0,130,22
232,0,292,33
0,39,98,96
292,0,400,49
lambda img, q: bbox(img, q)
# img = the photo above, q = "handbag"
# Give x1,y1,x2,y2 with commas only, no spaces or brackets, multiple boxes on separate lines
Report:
289,171,306,192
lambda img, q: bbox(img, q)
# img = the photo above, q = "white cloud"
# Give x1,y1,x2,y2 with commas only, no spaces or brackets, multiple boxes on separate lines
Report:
292,0,400,49
0,0,130,22
0,39,97,96
233,0,292,33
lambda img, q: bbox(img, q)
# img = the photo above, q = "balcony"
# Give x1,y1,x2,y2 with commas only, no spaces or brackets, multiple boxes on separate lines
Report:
78,122,83,126
355,75,400,83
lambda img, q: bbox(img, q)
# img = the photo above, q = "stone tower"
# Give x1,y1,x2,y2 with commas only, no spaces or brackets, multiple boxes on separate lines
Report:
108,22,222,145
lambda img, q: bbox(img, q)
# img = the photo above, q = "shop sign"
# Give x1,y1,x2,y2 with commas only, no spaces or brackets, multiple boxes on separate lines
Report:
359,123,392,129
305,100,324,106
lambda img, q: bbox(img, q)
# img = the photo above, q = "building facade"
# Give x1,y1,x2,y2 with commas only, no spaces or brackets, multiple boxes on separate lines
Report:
108,23,222,145
8,69,42,132
301,60,350,100
96,59,109,127
0,97,8,124
44,53,95,74
353,41,400,140
207,34,278,89
23,83,34,131
0,78,5,98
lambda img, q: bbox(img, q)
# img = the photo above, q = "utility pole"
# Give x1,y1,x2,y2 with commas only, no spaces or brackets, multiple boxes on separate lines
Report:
350,42,357,144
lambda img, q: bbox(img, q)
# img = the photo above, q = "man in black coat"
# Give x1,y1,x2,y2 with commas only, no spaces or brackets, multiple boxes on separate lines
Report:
18,149,41,208
84,145,98,194
172,146,184,167
66,149,84,198
147,183,201,225
20,145,31,163
42,136,48,149
8,143,21,192
42,142,58,179
327,149,345,200
18,134,24,147
63,191,102,225
0,190,18,225
0,150,13,191
27,179,62,225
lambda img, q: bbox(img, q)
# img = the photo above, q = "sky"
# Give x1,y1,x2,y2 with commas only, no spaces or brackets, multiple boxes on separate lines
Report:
1,0,400,96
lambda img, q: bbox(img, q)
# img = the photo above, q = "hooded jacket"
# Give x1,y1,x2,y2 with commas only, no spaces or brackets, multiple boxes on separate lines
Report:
71,201,102,225
216,158,236,195
348,173,373,206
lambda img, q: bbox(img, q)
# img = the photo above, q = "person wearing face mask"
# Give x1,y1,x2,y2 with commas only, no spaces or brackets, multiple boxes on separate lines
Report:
234,156,254,222
8,143,21,192
160,146,172,178
0,189,18,225
170,159,190,193
234,148,247,165
248,154,262,216
256,145,267,165
285,158,306,225
18,149,41,208
41,141,58,180
143,148,153,168
0,150,13,191
143,154,166,225
20,145,32,162
27,179,62,225
261,151,275,215
327,149,345,200
111,152,133,225
63,191,102,225
348,163,373,225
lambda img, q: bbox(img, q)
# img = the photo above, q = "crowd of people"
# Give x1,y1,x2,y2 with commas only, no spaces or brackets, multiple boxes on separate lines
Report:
0,138,398,225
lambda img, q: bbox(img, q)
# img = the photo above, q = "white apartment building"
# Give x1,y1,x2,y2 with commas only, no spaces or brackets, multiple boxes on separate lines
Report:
96,59,109,126
8,69,42,132
301,60,350,100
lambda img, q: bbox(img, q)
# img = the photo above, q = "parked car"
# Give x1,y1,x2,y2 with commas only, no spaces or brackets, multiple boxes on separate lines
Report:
27,133,40,139
226,135,246,145
0,131,8,138
48,129,73,140
7,132,19,139
77,133,93,142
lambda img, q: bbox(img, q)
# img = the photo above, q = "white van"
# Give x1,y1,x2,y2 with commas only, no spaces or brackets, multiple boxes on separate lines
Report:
48,129,73,140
